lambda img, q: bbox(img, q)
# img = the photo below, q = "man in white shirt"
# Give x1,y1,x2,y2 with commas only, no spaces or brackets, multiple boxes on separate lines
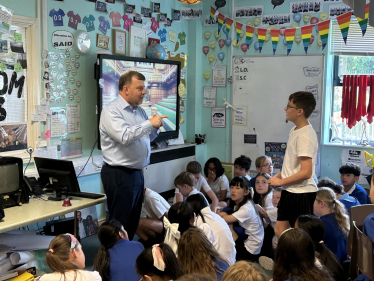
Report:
77,211,87,240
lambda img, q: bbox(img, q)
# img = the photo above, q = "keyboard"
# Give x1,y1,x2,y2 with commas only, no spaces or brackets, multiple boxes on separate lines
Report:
67,192,106,199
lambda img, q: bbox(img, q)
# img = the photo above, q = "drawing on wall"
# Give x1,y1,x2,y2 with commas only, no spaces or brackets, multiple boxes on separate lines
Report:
290,1,322,14
234,5,264,18
303,67,321,77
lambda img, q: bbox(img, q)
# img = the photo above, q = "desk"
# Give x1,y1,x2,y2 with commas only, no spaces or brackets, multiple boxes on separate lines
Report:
0,195,106,234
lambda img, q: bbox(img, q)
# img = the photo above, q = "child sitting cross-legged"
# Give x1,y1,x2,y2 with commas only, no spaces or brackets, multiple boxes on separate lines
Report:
174,172,210,206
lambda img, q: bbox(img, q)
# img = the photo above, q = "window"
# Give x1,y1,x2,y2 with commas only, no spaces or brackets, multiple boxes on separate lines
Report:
0,15,40,160
329,19,374,146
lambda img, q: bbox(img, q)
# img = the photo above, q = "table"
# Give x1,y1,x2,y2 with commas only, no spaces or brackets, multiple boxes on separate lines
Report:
0,194,106,235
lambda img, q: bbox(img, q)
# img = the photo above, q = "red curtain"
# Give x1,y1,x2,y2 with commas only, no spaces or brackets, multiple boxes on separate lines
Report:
341,75,373,128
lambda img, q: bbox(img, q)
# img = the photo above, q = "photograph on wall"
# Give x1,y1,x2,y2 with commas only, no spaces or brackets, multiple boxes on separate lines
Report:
66,206,99,240
261,14,291,27
234,5,264,18
0,124,27,152
173,10,181,22
181,7,203,20
290,1,323,14
96,1,108,13
10,41,24,53
134,13,143,24
0,4,13,35
265,142,287,173
0,40,7,53
153,2,160,14
211,107,226,128
17,52,27,69
166,18,172,27
328,4,354,18
141,7,151,18
204,14,229,26
105,0,115,4
159,13,167,24
126,4,135,15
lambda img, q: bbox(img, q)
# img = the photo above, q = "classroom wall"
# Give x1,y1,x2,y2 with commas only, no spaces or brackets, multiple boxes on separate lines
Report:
0,0,38,18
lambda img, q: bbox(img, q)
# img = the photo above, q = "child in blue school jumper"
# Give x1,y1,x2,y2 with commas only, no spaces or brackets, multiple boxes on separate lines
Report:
313,187,350,264
93,219,144,281
337,163,371,205
317,177,360,216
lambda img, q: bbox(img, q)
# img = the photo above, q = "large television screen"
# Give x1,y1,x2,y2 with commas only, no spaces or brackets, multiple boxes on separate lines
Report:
97,55,180,146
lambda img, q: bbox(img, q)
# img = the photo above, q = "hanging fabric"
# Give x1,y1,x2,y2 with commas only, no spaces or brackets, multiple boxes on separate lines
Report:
348,75,358,128
356,75,368,121
341,75,349,120
367,76,374,123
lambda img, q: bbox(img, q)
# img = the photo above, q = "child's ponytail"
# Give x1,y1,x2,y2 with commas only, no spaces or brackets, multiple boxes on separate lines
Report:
316,187,349,237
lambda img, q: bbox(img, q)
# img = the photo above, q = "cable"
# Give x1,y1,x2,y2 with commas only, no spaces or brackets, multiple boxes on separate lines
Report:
76,139,98,177
23,147,33,175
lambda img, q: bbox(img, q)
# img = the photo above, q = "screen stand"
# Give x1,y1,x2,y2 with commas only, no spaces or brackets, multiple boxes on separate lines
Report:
47,177,63,201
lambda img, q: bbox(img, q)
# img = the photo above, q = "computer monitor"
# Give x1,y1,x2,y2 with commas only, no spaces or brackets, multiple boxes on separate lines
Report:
34,157,81,201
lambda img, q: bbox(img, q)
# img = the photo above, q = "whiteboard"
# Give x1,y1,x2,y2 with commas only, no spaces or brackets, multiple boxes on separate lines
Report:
231,55,324,175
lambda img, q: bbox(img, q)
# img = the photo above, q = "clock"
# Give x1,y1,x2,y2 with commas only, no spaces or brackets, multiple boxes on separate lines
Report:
75,30,91,54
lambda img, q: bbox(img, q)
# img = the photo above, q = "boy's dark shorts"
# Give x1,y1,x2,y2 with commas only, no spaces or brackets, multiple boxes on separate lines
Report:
277,189,316,227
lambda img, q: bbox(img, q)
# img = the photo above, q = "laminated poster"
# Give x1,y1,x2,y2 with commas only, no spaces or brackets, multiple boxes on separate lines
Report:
265,142,287,173
51,108,66,137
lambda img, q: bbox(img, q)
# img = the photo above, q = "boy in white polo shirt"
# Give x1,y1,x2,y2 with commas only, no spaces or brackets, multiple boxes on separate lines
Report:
174,171,210,206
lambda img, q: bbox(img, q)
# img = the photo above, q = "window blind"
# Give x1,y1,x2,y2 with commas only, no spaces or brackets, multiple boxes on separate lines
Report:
331,18,374,55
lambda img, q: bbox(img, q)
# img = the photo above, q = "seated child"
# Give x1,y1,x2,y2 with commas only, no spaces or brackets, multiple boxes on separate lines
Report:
249,156,273,188
186,194,236,265
174,161,219,212
218,176,264,262
253,172,274,210
178,228,229,281
41,233,101,281
234,155,253,198
94,220,144,281
136,243,184,281
268,187,282,228
204,158,230,206
136,187,170,246
296,215,346,281
273,228,332,281
314,187,349,263
164,202,214,254
338,162,371,204
174,172,209,206
317,177,360,216
221,261,267,281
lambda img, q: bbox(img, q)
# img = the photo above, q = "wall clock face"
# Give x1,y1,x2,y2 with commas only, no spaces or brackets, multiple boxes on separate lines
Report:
76,31,91,54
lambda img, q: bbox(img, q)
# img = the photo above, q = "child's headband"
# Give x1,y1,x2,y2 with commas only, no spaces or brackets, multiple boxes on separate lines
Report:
65,233,78,251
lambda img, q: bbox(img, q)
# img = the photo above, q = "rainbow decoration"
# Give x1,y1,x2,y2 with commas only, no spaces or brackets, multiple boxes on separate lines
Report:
235,21,243,43
317,20,330,50
178,0,203,3
357,3,369,36
225,17,234,37
217,13,225,34
257,28,267,53
246,25,255,48
210,6,216,24
300,25,314,54
336,12,352,44
270,29,281,55
285,28,297,55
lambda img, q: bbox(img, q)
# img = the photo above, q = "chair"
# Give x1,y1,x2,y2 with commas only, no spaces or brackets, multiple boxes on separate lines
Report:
353,221,374,280
348,205,374,279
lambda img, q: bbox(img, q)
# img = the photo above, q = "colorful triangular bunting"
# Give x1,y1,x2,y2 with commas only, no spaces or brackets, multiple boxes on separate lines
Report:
257,28,267,53
317,20,330,50
246,25,255,48
336,12,352,44
285,28,297,55
357,3,369,36
235,21,243,44
300,25,314,54
210,7,216,24
270,29,281,55
217,13,225,34
225,17,234,37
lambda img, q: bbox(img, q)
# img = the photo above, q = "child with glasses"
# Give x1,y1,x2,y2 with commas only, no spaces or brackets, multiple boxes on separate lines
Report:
204,158,230,207
249,156,273,188
41,233,101,281
268,91,318,238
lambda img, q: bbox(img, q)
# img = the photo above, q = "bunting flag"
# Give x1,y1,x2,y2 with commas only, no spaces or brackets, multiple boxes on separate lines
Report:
270,29,281,55
210,6,216,24
285,28,297,55
300,25,314,54
225,17,234,36
317,20,330,50
235,21,243,43
246,25,255,48
336,12,352,44
257,28,267,53
357,3,369,36
178,0,203,3
217,13,225,34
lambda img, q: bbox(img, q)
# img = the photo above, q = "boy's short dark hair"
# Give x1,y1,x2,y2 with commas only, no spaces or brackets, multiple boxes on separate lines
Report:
234,155,252,171
186,161,202,174
317,177,344,195
174,172,195,187
339,162,361,177
288,91,316,119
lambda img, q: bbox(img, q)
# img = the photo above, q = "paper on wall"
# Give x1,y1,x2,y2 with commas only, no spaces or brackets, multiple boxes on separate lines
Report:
0,4,13,34
33,146,59,159
342,149,372,185
30,114,47,122
66,104,80,134
51,108,66,137
203,87,216,107
61,137,83,159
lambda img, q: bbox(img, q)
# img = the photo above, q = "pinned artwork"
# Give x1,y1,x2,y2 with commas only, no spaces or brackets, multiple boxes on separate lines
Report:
65,50,70,57
43,71,50,81
75,53,80,59
50,96,55,103
96,1,108,13
71,57,76,62
76,81,81,87
59,53,65,60
209,40,216,50
60,92,66,98
151,17,159,34
218,39,225,50
63,80,68,86
160,13,167,24
214,30,221,41
141,7,151,18
58,63,64,69
10,41,24,53
82,15,95,32
65,59,70,65
49,8,65,26
51,70,57,77
75,62,80,69
204,71,211,82
76,97,81,102
204,31,211,42
153,2,161,14
142,22,153,36
203,46,209,56
168,30,177,44
98,16,110,35
173,10,181,22
125,4,135,15
121,15,133,32
109,11,121,27
63,71,69,77
73,89,78,95
44,60,50,69
50,76,54,83
67,11,81,30
69,77,75,83
69,95,74,101
67,65,72,71
56,98,61,103
134,13,142,24
71,69,77,76
57,74,63,81
166,18,172,27
208,54,215,65
66,88,71,93
53,91,59,97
